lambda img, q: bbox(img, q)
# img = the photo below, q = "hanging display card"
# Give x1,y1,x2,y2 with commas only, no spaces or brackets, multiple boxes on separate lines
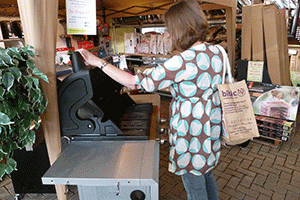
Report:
247,61,264,82
66,0,96,35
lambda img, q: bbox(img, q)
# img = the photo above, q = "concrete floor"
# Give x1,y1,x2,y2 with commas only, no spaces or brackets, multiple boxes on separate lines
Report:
1,96,300,200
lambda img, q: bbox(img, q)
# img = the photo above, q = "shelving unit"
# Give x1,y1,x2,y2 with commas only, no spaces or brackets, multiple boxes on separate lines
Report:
0,38,25,48
109,0,237,67
0,38,24,42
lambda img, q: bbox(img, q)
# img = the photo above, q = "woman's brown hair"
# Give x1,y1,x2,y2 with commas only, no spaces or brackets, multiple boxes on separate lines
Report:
164,0,208,53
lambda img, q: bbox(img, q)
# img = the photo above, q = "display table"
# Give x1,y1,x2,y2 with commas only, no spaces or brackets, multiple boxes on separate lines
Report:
42,140,159,200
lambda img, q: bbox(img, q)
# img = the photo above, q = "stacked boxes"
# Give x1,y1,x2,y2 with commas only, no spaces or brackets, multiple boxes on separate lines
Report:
256,115,294,142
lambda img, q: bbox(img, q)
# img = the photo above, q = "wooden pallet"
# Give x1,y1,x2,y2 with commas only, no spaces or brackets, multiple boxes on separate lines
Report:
254,136,283,148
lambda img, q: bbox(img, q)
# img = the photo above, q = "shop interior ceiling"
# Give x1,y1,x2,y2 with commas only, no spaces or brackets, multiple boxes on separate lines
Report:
0,0,242,21
0,0,296,22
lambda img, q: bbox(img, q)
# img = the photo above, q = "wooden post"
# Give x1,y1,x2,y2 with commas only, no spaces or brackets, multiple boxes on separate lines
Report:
17,1,67,199
225,4,237,69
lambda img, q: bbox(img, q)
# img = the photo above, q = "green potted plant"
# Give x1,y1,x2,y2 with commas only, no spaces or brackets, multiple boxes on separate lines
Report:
0,45,48,180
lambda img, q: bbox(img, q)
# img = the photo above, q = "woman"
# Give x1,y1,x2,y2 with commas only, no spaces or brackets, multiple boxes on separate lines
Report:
78,0,225,199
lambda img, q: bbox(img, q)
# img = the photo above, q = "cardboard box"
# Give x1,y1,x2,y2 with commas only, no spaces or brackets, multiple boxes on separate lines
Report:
241,4,291,86
255,115,294,131
241,5,252,60
258,129,290,141
278,9,291,86
263,4,290,86
251,4,264,61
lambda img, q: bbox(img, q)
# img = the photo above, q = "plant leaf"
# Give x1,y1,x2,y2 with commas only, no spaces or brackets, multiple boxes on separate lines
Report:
8,67,22,82
0,112,14,125
26,59,35,69
20,46,35,57
18,128,27,141
31,76,40,88
0,163,6,180
0,153,4,161
0,143,7,155
23,76,33,89
18,118,31,132
29,88,39,102
7,87,17,99
38,97,47,114
0,51,15,66
40,74,49,83
7,48,25,61
0,86,5,99
4,158,17,174
2,72,14,91
32,68,43,75
0,57,8,67
18,96,30,112
22,130,35,147
32,68,49,83
3,141,19,153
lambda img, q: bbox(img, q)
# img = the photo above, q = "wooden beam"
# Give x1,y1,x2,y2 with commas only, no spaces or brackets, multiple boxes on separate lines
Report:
201,0,237,8
200,3,227,10
17,1,67,199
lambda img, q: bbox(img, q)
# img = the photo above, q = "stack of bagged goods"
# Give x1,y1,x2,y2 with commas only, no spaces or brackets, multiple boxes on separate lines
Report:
156,34,164,54
124,32,172,55
247,81,300,142
139,33,151,54
124,32,140,54
149,34,157,54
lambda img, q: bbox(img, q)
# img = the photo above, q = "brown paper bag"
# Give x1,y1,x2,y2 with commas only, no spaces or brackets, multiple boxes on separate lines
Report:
216,44,260,145
218,80,260,145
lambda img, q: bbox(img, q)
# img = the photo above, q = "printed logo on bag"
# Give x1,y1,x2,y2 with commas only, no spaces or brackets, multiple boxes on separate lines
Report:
222,88,246,98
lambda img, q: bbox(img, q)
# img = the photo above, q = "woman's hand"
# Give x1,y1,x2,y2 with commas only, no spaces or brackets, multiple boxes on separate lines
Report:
77,48,139,89
77,49,104,67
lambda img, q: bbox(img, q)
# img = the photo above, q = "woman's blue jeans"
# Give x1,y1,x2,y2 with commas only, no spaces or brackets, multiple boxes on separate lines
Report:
181,170,219,200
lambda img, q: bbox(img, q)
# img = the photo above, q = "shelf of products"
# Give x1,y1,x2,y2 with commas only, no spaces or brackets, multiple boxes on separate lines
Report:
111,0,237,68
123,53,171,58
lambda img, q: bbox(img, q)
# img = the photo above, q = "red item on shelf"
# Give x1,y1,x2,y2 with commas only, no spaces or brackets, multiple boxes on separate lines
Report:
77,41,95,49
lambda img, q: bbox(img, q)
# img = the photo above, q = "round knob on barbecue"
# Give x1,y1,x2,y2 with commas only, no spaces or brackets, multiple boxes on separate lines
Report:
130,190,146,200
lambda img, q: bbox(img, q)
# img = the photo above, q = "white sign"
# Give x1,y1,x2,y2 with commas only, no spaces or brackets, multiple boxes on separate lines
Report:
247,61,264,82
66,0,96,35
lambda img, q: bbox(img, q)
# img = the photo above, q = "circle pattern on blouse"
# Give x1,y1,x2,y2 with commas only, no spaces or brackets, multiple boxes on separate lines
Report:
138,44,223,175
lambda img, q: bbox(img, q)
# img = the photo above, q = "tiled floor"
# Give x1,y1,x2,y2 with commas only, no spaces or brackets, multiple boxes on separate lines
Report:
1,96,300,200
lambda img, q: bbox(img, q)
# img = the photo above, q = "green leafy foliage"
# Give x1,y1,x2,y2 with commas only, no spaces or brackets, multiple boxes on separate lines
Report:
0,46,48,180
